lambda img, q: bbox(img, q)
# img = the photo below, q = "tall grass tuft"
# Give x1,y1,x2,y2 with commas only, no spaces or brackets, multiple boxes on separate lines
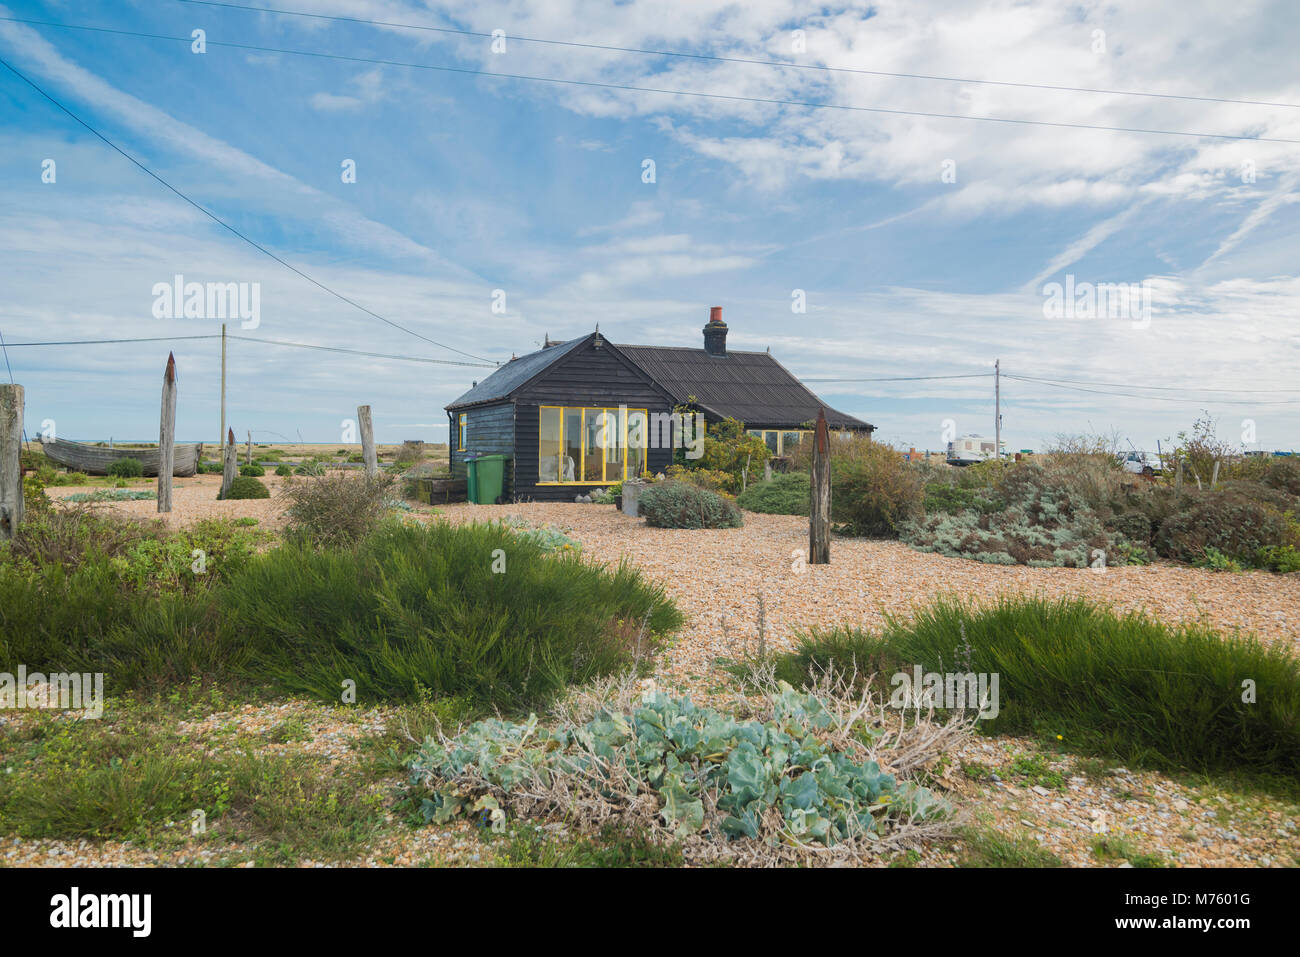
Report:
775,596,1300,788
219,520,681,709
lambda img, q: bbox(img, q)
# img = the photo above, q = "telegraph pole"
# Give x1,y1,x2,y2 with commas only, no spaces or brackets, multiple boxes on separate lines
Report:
994,358,1001,460
219,322,227,458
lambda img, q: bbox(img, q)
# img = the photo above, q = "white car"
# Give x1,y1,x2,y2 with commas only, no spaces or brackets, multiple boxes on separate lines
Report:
1118,451,1163,476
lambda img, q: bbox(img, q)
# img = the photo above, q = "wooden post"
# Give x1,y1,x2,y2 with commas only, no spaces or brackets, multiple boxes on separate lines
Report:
219,322,226,458
358,404,377,477
810,407,831,565
221,427,237,499
0,384,23,542
764,459,773,483
1175,458,1184,493
246,430,252,466
157,353,176,513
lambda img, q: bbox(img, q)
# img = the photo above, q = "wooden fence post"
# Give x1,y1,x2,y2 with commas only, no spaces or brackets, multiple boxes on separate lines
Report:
158,353,176,513
357,405,377,477
0,384,23,541
810,407,830,565
221,427,237,499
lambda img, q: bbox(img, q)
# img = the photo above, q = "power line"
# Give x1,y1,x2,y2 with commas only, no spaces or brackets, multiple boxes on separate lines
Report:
5,16,1298,145
803,372,993,382
176,0,1300,111
0,332,496,366
0,51,497,365
1005,372,1300,395
1001,373,1298,405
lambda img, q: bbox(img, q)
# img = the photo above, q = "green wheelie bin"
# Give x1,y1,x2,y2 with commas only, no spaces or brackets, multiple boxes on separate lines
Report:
472,454,509,504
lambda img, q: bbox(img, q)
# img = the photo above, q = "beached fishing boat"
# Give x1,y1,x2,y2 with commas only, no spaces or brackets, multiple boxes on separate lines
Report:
37,437,204,477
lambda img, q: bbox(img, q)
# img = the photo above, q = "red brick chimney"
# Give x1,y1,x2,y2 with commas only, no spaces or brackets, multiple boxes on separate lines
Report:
703,306,728,357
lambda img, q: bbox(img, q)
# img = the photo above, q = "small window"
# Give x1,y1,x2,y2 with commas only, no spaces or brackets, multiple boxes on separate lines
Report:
458,413,467,450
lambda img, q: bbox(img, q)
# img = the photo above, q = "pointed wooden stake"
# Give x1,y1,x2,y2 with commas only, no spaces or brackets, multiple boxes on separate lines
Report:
157,353,176,513
809,407,831,565
358,405,377,477
221,427,237,499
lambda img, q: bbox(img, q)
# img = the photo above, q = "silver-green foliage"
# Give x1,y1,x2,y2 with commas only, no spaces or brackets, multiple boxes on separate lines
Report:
407,683,948,849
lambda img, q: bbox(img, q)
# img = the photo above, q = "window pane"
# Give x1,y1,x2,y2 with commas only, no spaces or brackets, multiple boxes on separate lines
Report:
582,409,604,481
782,431,802,453
627,411,647,479
563,409,582,482
603,409,624,480
763,431,778,454
539,408,561,482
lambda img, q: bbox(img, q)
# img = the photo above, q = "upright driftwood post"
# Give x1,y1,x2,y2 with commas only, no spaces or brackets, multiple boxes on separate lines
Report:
810,407,831,565
221,427,237,499
357,404,377,477
246,430,253,466
158,353,177,513
0,384,23,541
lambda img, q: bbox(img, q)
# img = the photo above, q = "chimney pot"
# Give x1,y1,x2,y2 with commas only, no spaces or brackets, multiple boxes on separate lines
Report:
702,305,728,357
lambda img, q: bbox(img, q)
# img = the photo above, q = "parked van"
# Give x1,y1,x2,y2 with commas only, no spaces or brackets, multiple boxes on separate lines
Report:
946,435,999,466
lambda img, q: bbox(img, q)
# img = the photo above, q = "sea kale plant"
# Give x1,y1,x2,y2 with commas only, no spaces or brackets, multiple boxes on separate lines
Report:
407,677,961,865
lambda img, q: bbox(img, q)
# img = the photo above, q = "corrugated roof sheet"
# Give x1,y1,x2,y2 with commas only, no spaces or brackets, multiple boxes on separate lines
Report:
618,345,873,430
446,336,587,409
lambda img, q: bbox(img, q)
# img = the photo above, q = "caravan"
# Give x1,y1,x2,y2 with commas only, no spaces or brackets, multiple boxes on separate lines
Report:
946,434,1000,466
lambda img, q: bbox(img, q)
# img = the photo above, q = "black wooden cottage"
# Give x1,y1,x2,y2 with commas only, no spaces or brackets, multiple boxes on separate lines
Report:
445,307,874,502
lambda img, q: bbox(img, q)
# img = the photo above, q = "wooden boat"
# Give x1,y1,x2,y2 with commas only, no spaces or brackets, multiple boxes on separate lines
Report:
37,437,204,477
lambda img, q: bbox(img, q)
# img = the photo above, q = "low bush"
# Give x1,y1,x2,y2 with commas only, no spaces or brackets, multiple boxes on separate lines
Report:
774,596,1300,790
832,443,924,537
407,679,951,862
1153,486,1291,563
663,464,735,496
274,464,293,477
107,458,144,478
221,521,680,708
221,476,269,500
640,480,743,529
294,459,327,477
240,464,265,477
282,471,394,548
736,472,810,515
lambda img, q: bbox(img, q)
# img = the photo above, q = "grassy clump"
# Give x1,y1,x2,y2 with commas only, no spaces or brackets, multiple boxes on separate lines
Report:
282,471,394,548
220,476,269,500
4,512,680,711
736,472,810,515
772,596,1300,790
640,480,742,529
107,457,144,478
221,521,679,708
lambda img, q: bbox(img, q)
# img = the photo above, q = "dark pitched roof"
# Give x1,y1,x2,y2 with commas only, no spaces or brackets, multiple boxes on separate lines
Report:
617,345,873,431
446,335,588,410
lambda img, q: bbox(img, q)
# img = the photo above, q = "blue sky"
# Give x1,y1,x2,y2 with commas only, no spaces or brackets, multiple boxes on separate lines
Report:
1,0,1297,452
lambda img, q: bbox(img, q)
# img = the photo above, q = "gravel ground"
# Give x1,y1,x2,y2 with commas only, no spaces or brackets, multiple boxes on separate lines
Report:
17,489,1296,868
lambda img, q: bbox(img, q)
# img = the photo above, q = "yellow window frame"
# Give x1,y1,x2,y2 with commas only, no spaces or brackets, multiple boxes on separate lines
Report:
538,405,648,485
458,413,467,450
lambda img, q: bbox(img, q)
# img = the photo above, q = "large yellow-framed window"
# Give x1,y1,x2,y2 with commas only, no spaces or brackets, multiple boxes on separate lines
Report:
539,406,648,484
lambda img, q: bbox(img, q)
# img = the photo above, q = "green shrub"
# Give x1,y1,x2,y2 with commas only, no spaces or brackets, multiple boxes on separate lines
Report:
275,464,293,477
282,471,394,548
62,490,154,503
832,443,924,537
197,461,222,474
736,472,810,515
691,417,771,493
923,481,995,516
240,464,265,477
220,521,681,708
107,458,144,478
903,463,1136,567
775,596,1300,790
221,476,269,500
1154,487,1289,563
1255,544,1300,573
640,480,743,529
294,459,326,477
